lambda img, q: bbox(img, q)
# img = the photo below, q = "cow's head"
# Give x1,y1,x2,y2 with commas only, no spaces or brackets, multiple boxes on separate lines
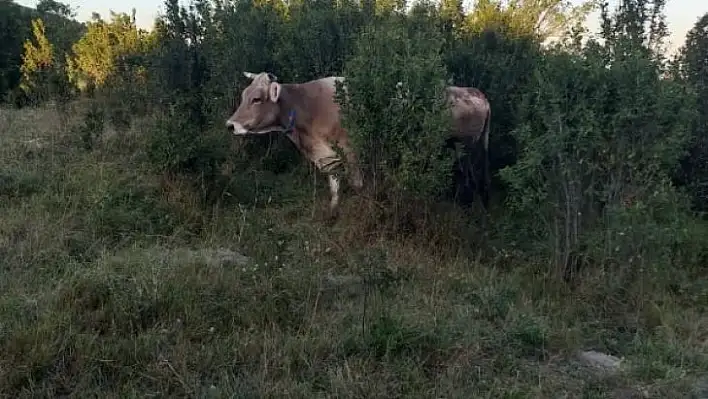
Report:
226,71,283,135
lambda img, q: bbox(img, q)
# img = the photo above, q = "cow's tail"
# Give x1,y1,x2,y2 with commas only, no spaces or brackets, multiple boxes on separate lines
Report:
480,106,491,210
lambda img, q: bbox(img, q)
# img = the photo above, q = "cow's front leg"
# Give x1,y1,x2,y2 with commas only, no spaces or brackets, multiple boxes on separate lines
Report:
310,142,345,217
327,173,341,212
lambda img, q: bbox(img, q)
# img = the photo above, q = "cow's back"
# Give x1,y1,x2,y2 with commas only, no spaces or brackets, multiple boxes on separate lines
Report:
446,86,490,141
299,77,347,142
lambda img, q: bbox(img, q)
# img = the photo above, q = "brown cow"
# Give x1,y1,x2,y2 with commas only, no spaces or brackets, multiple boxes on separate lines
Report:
226,71,363,213
226,71,491,212
442,85,491,209
394,80,491,208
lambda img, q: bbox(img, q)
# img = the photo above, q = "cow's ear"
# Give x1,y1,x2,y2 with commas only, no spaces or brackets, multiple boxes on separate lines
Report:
269,82,281,103
243,72,257,80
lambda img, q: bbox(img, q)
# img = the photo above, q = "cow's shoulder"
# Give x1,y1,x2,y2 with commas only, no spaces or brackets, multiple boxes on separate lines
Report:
286,77,344,132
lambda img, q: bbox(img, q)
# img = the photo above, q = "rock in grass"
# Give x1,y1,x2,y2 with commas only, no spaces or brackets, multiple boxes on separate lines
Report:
576,350,623,373
190,248,251,267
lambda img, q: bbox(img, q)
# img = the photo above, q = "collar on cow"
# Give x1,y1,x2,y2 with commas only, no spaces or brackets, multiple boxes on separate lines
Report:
285,109,296,133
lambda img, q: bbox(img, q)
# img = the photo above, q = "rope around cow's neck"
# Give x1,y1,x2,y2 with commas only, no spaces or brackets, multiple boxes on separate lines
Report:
285,109,296,133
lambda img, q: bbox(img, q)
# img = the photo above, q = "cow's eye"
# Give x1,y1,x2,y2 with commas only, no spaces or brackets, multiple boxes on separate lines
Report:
252,97,262,104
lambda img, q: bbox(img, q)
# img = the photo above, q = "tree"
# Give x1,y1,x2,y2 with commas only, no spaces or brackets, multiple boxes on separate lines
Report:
65,11,150,92
465,0,598,41
36,0,75,18
0,0,29,100
19,18,55,102
673,12,708,211
499,0,695,275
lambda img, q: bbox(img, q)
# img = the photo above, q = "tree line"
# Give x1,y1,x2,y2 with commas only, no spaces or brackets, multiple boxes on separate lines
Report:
2,0,708,277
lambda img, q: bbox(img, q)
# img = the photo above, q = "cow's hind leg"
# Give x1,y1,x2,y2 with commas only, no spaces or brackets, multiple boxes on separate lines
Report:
460,137,490,214
444,137,458,151
345,152,364,192
458,151,476,207
458,137,481,208
470,137,490,211
443,137,472,206
336,134,364,192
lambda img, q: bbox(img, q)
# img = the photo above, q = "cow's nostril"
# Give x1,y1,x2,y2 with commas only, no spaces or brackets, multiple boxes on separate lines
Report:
226,122,235,131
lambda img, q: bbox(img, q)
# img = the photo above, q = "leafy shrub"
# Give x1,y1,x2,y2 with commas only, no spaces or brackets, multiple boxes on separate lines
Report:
145,99,228,177
673,13,708,212
77,101,105,150
445,28,542,176
499,0,699,278
339,5,453,203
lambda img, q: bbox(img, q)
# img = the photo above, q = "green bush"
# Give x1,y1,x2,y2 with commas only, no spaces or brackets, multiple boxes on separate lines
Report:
673,13,708,212
445,28,542,176
145,99,228,178
499,0,699,277
339,5,453,203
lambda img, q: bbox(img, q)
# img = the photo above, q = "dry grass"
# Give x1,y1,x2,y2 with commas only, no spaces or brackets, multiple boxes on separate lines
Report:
1,103,707,398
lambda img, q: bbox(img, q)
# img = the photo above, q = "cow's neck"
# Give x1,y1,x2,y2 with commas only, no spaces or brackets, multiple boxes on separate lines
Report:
277,84,302,133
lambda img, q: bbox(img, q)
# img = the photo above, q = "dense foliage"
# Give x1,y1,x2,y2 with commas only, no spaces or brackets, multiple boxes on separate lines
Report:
339,4,454,202
0,0,83,104
673,12,708,211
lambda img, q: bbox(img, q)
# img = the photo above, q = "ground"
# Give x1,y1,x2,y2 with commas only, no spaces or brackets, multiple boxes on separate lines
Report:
1,103,707,398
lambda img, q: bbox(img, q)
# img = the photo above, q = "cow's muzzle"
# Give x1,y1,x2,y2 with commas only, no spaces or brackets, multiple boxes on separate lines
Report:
226,120,248,135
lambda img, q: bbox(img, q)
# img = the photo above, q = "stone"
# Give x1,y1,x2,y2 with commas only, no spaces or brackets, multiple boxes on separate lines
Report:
576,350,623,372
191,248,251,267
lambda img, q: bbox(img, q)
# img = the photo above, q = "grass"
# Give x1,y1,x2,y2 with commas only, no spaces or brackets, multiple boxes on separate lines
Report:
1,102,707,398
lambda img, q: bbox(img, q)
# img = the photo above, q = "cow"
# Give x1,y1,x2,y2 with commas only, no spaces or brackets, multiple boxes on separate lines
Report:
394,81,491,208
225,71,491,213
442,85,491,209
225,71,363,214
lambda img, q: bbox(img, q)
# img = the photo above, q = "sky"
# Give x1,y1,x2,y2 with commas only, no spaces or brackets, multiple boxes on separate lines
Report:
14,0,708,54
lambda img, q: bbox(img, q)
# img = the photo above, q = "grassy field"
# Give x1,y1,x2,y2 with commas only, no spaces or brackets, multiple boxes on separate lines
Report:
1,103,708,398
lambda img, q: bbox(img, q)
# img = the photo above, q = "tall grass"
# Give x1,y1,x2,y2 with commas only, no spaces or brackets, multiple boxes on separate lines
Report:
1,102,707,398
